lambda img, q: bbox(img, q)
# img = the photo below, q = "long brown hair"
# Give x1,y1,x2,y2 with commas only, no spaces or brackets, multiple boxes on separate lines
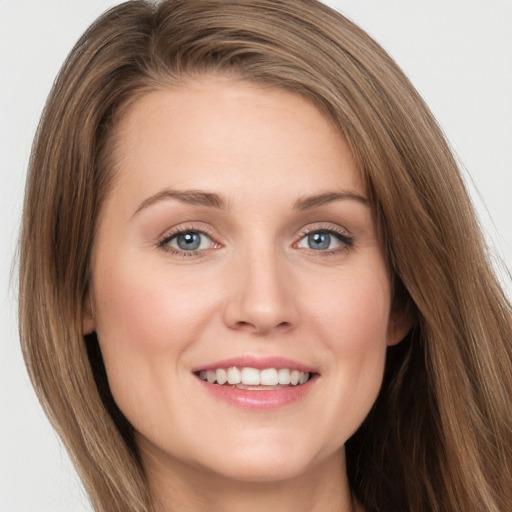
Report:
19,1,512,511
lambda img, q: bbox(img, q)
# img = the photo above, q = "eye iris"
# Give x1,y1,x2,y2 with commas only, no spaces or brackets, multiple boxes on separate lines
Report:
177,232,201,250
308,232,331,250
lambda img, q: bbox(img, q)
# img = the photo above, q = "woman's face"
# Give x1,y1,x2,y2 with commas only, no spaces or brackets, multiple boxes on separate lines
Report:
85,77,407,485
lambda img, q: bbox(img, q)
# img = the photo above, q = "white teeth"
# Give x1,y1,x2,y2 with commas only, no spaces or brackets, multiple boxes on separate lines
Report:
241,367,260,385
216,368,227,385
199,367,312,387
227,367,242,384
278,368,291,385
260,368,279,386
290,370,300,385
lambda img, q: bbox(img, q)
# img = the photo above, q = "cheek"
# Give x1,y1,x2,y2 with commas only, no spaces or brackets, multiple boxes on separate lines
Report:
306,266,391,435
90,263,212,437
333,271,390,387
309,265,391,351
90,258,217,412
93,260,213,350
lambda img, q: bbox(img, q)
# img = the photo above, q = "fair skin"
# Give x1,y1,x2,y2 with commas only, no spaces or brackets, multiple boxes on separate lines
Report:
84,77,409,512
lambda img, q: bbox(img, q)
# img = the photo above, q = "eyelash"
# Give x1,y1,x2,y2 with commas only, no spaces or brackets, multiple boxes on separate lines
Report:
157,224,218,257
157,223,354,257
296,224,354,255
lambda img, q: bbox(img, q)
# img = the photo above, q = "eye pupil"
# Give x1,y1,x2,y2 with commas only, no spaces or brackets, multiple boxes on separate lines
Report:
308,232,330,250
177,232,201,250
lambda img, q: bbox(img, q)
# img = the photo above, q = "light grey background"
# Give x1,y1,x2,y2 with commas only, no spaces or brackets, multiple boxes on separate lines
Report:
1,1,511,510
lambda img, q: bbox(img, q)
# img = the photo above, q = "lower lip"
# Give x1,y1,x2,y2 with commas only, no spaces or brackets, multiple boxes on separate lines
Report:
196,376,317,410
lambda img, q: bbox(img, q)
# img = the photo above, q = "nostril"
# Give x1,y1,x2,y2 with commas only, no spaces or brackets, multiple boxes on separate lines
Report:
235,321,253,329
232,320,292,334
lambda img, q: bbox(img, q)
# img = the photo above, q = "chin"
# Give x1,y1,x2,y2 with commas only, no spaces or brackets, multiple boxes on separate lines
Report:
202,455,316,484
192,431,342,484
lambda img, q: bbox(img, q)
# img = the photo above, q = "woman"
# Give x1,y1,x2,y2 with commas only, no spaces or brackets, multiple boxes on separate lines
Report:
18,1,512,511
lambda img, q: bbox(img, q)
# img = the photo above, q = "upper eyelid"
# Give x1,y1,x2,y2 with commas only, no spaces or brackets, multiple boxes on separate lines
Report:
158,223,216,242
164,230,211,244
295,223,354,251
157,227,219,256
156,221,352,247
297,223,351,238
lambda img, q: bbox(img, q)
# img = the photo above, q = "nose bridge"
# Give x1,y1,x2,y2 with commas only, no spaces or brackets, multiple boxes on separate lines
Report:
223,237,296,334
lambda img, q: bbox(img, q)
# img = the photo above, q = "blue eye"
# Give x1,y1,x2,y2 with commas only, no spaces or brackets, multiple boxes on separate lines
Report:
297,229,351,251
176,232,202,250
306,232,332,250
161,231,212,252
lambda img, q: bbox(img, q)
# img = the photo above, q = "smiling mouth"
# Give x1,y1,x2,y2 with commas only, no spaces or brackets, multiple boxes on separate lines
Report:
195,367,313,389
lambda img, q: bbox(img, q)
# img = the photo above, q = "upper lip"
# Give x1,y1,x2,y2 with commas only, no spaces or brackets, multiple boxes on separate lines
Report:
192,355,317,374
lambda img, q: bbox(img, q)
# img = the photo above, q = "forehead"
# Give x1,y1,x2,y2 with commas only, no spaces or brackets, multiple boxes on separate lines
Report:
106,77,365,212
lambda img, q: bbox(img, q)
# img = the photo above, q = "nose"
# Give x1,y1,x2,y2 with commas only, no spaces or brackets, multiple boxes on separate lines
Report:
222,247,298,336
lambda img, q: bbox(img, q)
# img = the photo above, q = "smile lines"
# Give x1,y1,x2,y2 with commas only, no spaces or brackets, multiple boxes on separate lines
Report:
197,367,311,387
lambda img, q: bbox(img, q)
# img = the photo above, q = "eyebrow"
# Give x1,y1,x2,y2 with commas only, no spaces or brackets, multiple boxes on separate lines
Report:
132,189,227,217
294,191,369,210
132,188,369,217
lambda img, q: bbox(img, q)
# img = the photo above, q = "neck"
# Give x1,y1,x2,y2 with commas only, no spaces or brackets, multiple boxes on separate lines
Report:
144,448,357,512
